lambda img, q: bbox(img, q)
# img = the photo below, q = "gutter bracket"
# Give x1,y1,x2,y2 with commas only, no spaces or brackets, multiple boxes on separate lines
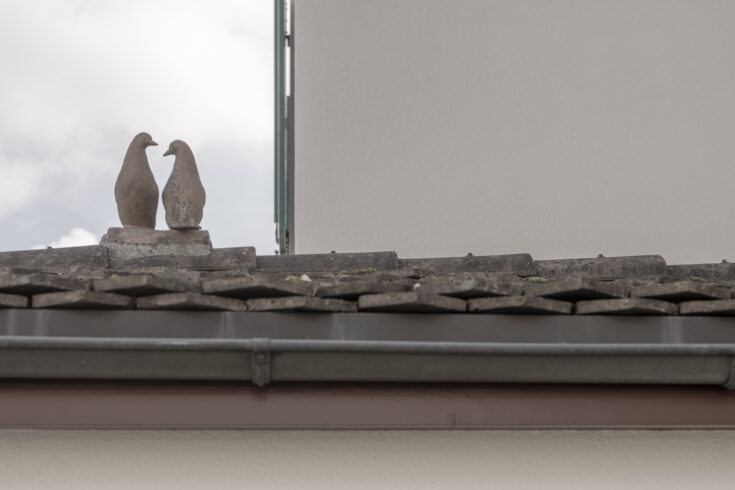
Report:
724,357,735,391
251,338,272,387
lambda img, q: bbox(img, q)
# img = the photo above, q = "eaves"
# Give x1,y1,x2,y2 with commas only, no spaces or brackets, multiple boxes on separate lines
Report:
3,310,735,428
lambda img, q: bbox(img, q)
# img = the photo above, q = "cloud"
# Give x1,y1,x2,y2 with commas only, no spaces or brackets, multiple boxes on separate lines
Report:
34,227,97,249
0,1,273,147
0,1,276,253
0,158,42,221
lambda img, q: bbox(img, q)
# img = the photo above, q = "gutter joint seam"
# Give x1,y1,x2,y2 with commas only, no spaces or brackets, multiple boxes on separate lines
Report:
251,338,272,387
723,356,735,391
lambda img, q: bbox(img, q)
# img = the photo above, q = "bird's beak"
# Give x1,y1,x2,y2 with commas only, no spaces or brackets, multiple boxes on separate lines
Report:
163,148,173,157
149,140,158,147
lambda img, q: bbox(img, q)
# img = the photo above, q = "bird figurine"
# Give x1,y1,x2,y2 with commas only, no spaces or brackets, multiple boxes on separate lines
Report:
162,140,206,230
114,132,159,229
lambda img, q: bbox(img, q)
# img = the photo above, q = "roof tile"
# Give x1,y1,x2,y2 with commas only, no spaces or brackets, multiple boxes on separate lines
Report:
0,246,108,270
0,292,29,309
418,277,523,298
32,290,133,309
667,262,735,282
256,252,399,273
316,278,416,300
246,296,357,312
576,298,677,315
680,299,735,316
630,281,731,302
468,296,572,314
202,275,313,298
534,255,666,280
524,278,627,301
136,292,245,311
0,273,88,295
93,274,195,296
400,254,535,276
358,291,467,313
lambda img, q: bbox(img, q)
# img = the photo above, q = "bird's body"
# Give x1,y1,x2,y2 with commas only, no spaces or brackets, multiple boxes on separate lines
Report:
114,132,159,229
162,140,206,230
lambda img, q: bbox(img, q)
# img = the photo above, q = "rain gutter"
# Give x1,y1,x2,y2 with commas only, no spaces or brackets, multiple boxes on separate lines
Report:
1,311,735,389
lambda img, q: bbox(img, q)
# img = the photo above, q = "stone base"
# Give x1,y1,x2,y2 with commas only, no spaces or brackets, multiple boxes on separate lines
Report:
100,227,213,260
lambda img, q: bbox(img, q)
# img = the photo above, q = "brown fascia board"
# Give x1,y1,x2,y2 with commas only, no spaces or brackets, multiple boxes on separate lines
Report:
1,382,735,429
1,311,735,390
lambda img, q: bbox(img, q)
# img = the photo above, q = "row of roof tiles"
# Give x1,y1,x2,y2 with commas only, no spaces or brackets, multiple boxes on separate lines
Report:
7,247,735,281
2,271,735,315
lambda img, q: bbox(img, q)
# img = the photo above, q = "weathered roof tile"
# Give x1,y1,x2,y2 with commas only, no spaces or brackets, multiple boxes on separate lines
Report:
32,290,133,309
256,252,399,273
0,246,108,270
630,281,731,302
0,293,29,309
667,262,735,282
680,299,735,316
524,278,627,301
534,255,667,280
468,296,572,314
136,293,245,311
0,273,88,295
417,277,523,298
202,275,313,298
247,296,357,312
358,291,467,313
93,274,195,296
576,298,677,315
400,254,535,276
316,278,416,300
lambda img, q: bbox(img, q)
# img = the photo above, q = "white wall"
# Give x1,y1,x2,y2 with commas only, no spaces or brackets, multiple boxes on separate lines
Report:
294,0,735,264
2,430,735,489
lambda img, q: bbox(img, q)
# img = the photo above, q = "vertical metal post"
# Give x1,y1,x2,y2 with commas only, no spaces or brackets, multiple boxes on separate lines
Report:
287,0,295,254
274,0,290,254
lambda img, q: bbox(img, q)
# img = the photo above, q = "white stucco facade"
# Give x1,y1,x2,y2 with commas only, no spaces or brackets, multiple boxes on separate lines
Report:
294,0,735,264
2,430,735,489
282,4,735,483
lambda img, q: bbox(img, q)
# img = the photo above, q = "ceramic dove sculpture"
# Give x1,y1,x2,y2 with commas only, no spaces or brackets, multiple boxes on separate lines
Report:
162,140,206,230
114,132,159,229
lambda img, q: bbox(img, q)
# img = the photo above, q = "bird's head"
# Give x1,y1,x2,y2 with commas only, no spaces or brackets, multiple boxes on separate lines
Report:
135,132,158,147
163,140,184,157
163,140,180,157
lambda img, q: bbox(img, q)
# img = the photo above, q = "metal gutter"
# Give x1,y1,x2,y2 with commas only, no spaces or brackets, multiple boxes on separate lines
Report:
1,310,735,388
0,336,732,387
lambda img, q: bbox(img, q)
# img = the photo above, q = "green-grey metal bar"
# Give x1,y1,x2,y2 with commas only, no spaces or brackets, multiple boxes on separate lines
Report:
0,336,732,387
273,0,281,224
274,0,289,254
287,0,295,254
2,311,735,387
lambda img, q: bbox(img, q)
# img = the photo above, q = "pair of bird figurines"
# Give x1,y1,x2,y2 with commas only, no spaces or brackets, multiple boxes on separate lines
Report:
114,132,205,231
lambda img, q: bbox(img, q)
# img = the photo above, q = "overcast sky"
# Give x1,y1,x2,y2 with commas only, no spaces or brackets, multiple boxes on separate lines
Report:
0,0,275,253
